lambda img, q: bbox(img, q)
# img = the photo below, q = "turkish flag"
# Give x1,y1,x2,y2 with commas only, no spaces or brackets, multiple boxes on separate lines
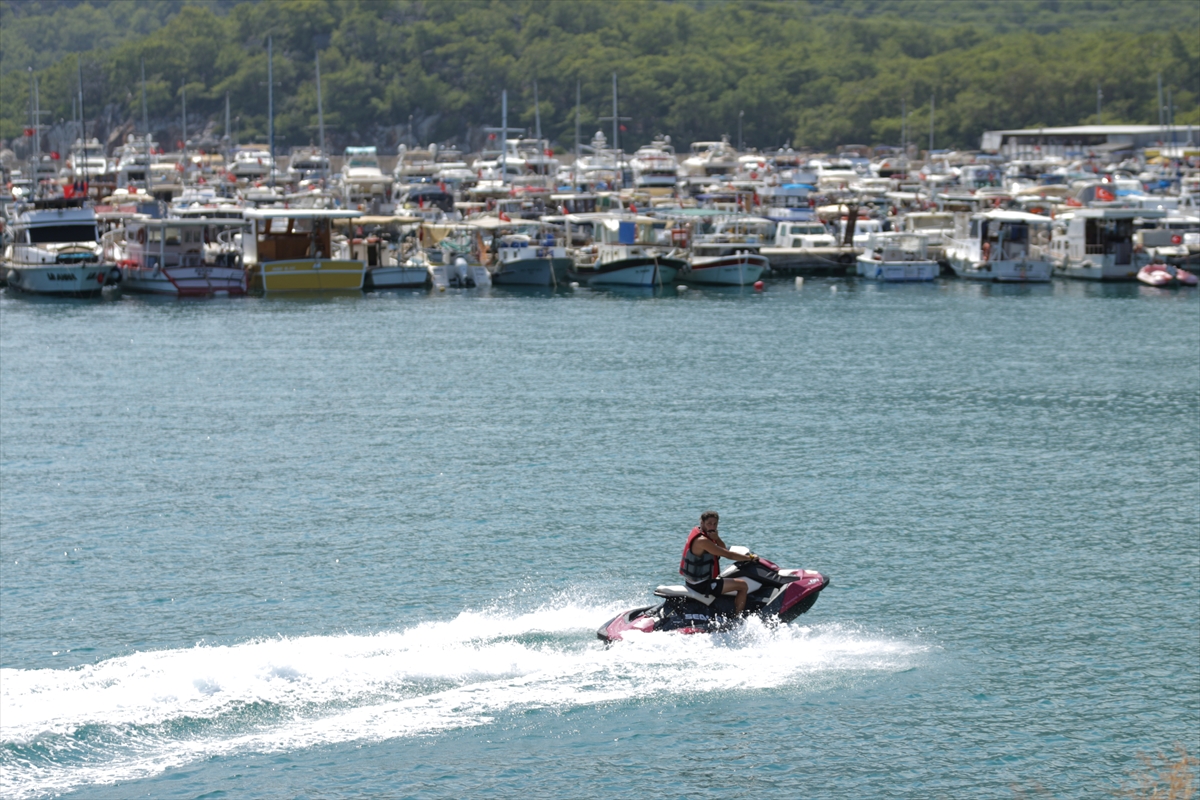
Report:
499,211,510,221
50,151,60,160
1095,186,1115,202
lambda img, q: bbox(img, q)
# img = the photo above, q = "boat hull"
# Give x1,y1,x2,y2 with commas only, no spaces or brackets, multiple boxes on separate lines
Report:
249,259,365,292
364,266,429,290
120,265,247,296
683,254,768,285
856,256,939,282
948,257,1052,283
492,257,572,287
567,256,683,287
1055,257,1137,281
4,263,108,297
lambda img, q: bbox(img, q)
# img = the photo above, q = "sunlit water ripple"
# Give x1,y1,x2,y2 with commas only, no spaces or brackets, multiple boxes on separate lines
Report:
1,279,1197,799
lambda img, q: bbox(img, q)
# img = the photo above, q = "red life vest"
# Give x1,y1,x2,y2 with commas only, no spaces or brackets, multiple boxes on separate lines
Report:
679,526,719,582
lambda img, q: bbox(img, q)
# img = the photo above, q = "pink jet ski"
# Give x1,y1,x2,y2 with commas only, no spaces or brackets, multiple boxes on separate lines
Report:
597,548,829,643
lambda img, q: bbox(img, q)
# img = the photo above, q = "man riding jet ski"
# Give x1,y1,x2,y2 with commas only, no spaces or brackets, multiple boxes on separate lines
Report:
597,511,829,643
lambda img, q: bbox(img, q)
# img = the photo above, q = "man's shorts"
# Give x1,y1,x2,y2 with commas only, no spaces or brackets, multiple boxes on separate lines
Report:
686,578,725,597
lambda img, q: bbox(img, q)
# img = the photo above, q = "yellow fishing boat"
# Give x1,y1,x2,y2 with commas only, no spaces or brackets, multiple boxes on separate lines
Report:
243,208,366,292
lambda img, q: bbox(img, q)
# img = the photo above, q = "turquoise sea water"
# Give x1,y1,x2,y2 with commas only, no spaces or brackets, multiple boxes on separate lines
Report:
1,278,1197,799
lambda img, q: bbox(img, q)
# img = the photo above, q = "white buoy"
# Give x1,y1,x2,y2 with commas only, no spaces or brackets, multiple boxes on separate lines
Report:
676,285,688,292
830,285,838,292
569,281,580,289
795,277,804,288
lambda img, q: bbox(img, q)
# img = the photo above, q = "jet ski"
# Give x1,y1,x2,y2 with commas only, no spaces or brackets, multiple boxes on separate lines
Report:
597,547,829,642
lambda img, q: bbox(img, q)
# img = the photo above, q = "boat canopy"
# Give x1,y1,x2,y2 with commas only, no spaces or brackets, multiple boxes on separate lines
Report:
244,209,363,220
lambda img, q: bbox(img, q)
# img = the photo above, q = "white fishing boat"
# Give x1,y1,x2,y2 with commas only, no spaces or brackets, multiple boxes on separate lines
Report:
2,200,110,296
856,232,939,282
566,214,683,287
1052,208,1167,281
682,252,768,285
944,210,1053,282
111,218,246,297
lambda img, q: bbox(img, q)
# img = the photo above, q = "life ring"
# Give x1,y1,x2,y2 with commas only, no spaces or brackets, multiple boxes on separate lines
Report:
1172,234,1183,245
982,242,991,261
136,227,146,245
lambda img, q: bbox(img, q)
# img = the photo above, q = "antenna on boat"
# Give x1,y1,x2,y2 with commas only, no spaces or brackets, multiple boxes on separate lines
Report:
268,34,274,187
141,57,150,194
316,50,326,182
224,91,230,154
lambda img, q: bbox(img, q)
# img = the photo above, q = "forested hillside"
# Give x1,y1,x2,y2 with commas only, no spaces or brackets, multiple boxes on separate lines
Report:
1,0,1197,153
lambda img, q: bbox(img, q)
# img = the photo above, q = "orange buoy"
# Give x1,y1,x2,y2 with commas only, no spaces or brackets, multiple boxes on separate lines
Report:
754,280,765,292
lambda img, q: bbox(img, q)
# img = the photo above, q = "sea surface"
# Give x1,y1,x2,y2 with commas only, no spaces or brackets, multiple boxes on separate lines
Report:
1,278,1197,799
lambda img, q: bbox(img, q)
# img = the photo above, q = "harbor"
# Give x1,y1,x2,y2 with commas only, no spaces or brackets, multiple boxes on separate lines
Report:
1,2,1198,799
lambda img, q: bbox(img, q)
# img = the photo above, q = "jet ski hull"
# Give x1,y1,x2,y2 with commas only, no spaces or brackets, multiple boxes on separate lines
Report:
598,559,829,642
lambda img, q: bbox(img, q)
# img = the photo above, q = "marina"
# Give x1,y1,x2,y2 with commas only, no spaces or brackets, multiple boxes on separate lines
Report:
1,3,1198,798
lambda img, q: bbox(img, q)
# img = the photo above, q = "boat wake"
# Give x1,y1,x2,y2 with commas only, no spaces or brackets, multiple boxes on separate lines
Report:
0,598,927,798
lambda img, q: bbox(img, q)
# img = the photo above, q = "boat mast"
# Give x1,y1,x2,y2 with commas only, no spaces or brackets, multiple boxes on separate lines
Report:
501,89,508,186
141,58,150,193
929,94,935,153
28,67,41,188
316,50,326,181
181,84,187,169
77,55,88,186
268,35,274,187
575,80,581,187
611,72,618,154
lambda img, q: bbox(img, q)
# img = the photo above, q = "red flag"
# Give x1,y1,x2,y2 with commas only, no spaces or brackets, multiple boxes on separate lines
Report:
1095,186,1115,202
63,183,75,199
544,148,553,157
629,203,637,213
619,124,626,132
23,127,34,137
499,211,510,222
50,151,60,160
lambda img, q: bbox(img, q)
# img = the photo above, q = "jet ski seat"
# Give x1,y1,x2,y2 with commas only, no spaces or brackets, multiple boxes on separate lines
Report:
653,584,732,605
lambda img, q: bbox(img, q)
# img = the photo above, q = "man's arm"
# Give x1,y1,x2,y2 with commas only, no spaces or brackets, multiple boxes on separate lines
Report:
693,536,756,562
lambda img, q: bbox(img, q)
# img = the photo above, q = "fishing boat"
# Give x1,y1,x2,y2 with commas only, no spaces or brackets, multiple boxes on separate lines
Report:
2,200,110,297
490,231,572,286
242,208,366,292
856,232,939,282
566,214,683,287
349,226,429,291
682,252,769,286
944,210,1053,282
111,218,246,297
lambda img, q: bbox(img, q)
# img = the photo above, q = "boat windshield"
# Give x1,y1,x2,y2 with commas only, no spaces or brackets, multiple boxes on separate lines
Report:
348,158,379,168
28,224,97,244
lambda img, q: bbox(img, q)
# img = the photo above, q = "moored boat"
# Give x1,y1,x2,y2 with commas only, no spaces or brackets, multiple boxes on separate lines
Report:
856,232,939,282
490,231,572,286
566,214,682,287
944,210,1053,282
682,252,768,286
1136,263,1178,287
2,200,111,297
113,218,247,297
243,208,366,292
